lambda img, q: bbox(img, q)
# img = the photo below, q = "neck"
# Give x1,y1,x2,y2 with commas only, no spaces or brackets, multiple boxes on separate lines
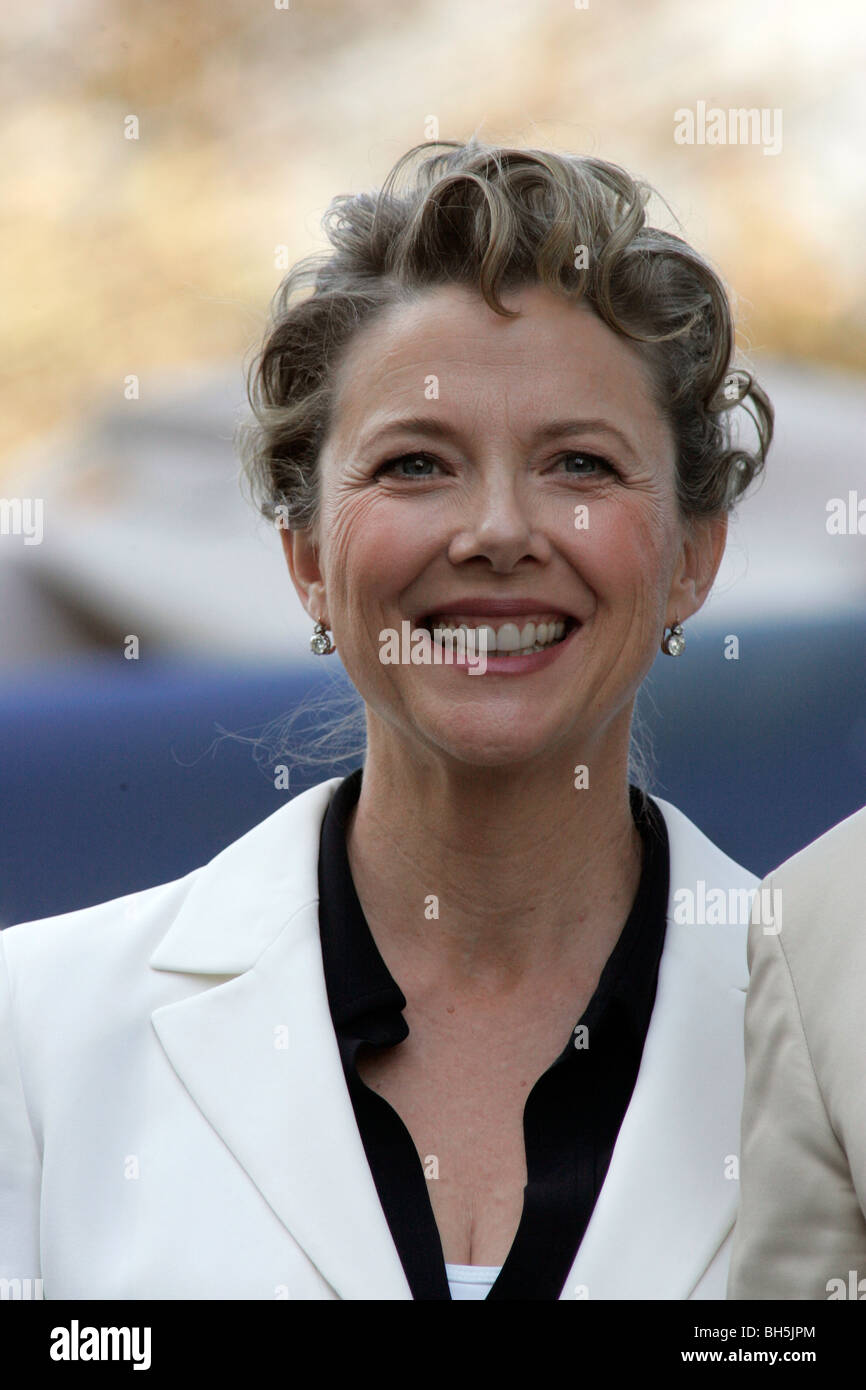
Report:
344,712,644,992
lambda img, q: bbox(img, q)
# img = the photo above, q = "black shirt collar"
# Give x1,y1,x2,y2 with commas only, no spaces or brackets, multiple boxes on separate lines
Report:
317,766,668,1051
318,766,407,1043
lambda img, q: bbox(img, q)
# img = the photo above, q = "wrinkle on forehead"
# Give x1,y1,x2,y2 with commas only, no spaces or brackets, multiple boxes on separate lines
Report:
324,282,675,468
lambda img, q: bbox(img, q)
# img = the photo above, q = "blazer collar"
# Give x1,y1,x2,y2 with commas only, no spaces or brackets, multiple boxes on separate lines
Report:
148,780,755,1300
149,776,412,1299
559,796,755,1299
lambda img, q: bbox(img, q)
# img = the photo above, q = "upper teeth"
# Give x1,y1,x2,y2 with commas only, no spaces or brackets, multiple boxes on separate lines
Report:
425,616,568,654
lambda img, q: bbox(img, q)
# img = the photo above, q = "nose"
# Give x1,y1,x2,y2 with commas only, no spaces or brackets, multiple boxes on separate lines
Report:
446,463,553,571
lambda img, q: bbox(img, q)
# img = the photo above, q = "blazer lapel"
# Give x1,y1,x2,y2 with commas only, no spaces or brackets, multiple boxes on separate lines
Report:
148,778,412,1300
558,798,756,1300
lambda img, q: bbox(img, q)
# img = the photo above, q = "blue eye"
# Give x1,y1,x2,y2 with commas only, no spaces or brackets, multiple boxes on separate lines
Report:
377,453,440,479
374,450,615,480
559,452,614,475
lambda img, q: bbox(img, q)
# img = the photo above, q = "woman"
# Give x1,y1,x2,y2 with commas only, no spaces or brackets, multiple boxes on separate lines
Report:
0,140,772,1300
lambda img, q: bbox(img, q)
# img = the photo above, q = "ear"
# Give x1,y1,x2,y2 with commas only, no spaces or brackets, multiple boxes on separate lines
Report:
279,525,329,626
665,511,728,627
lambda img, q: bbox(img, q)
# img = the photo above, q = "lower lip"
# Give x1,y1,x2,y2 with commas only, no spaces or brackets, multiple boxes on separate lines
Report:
439,622,581,675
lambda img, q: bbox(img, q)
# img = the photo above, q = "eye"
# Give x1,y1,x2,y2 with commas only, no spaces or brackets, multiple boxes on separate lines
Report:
556,451,616,477
375,452,442,479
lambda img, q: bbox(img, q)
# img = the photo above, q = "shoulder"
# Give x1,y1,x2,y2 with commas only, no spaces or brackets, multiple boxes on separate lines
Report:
1,871,200,989
739,808,866,1136
750,802,866,998
651,795,759,891
650,795,759,992
0,776,342,1115
0,776,343,1000
763,801,866,913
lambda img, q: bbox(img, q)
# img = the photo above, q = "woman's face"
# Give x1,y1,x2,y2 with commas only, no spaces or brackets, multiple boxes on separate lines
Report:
284,282,726,769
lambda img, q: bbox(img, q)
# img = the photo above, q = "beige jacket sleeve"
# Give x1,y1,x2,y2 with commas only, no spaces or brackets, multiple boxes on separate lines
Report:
728,805,866,1299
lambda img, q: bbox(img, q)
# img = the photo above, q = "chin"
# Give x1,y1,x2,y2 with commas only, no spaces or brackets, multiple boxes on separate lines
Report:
417,712,566,772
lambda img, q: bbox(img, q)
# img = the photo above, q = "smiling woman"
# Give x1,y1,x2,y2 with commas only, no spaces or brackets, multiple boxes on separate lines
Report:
0,139,774,1302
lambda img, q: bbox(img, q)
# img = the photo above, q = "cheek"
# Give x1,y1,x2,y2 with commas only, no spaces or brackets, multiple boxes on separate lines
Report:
321,490,431,615
571,499,677,611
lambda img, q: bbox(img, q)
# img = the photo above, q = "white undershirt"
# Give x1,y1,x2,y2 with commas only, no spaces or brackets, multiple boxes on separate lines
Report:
445,1262,503,1300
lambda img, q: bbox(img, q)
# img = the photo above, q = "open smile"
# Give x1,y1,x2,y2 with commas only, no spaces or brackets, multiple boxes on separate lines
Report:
420,612,578,656
412,612,581,673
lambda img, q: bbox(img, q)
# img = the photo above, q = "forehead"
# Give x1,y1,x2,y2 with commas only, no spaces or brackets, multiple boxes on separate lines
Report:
327,282,669,450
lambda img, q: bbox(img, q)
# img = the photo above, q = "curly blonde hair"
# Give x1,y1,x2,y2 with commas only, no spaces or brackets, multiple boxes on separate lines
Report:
237,138,773,532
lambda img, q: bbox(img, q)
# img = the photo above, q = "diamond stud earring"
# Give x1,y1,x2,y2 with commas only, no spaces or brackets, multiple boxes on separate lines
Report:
661,621,685,657
310,619,335,655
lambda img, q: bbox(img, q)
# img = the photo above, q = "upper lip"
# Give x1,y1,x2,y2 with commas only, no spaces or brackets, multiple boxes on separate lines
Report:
416,598,578,622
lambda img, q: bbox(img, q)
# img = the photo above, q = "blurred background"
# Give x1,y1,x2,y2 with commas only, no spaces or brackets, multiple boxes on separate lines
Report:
1,0,864,924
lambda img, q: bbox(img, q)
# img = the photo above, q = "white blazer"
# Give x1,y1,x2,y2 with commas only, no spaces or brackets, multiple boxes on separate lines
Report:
0,777,756,1300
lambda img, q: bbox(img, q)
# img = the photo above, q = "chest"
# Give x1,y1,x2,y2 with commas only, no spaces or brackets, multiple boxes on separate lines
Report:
355,995,589,1266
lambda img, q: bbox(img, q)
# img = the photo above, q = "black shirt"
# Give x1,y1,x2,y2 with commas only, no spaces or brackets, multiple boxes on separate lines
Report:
316,766,670,1300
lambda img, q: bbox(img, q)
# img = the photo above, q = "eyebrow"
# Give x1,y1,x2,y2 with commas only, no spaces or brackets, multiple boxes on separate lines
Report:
359,414,639,462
